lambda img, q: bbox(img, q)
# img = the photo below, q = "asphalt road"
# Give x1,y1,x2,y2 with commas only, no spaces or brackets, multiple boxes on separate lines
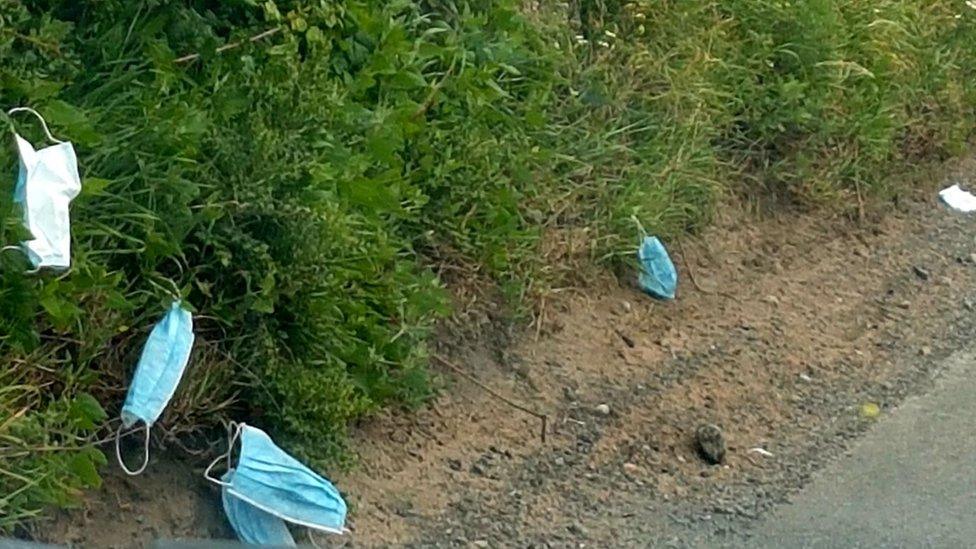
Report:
744,350,976,548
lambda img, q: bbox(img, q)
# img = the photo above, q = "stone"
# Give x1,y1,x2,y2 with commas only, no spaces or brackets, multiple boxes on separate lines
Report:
695,423,726,464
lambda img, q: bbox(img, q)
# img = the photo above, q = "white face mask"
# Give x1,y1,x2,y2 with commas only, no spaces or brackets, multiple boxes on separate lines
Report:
5,107,81,270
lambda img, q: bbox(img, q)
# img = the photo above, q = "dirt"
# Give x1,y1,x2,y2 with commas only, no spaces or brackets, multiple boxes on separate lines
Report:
32,160,976,547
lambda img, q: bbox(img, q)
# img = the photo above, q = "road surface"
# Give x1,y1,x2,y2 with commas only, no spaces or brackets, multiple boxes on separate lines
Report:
745,350,976,548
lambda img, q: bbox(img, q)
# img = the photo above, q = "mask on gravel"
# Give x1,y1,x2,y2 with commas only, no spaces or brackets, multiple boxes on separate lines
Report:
221,469,297,547
116,301,195,475
3,107,81,271
206,423,348,537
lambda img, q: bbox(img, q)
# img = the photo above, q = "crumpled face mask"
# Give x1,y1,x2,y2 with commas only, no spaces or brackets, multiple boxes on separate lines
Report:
115,300,195,475
206,423,348,538
3,107,81,271
638,235,677,300
221,470,297,547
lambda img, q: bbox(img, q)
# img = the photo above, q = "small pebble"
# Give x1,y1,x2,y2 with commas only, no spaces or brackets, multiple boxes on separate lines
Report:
595,404,611,416
623,462,640,474
920,346,932,356
913,265,930,280
474,541,489,548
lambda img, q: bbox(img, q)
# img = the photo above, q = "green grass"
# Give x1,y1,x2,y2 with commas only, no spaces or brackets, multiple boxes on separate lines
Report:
1,0,975,531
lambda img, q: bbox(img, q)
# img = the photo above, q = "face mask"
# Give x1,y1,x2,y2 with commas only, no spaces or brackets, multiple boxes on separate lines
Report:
115,300,195,475
3,107,81,271
206,423,348,537
638,236,677,300
221,470,297,547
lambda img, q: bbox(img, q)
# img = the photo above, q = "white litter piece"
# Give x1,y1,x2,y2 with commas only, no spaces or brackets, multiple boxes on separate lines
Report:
748,447,774,458
939,184,976,213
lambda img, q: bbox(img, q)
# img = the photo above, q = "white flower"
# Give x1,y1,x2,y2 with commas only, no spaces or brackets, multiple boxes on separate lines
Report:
597,40,610,48
605,30,617,38
967,0,976,10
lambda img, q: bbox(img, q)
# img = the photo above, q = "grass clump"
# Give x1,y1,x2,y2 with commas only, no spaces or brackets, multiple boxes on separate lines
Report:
1,0,975,531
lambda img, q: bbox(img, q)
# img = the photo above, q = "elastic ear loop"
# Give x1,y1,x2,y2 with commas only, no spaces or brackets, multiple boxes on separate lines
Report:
203,421,243,487
631,215,648,240
308,525,352,548
1,246,40,274
115,422,151,476
7,107,63,144
148,277,181,302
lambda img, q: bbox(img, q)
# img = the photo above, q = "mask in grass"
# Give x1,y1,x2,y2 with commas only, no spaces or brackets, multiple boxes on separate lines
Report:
3,107,81,271
116,301,195,475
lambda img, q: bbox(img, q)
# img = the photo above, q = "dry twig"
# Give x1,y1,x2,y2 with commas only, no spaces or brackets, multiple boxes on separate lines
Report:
175,27,282,64
432,354,548,443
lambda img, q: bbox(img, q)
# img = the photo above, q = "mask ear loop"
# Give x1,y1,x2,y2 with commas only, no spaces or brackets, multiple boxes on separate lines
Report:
204,421,243,487
1,246,41,275
307,524,352,547
115,422,151,476
631,215,648,241
148,277,182,303
7,107,63,144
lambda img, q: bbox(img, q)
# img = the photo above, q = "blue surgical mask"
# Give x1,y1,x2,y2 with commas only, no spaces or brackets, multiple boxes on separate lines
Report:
115,300,195,475
221,470,297,547
4,107,82,271
206,424,348,537
638,236,677,299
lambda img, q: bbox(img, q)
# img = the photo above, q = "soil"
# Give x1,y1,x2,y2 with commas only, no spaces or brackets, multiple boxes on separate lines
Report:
31,159,976,547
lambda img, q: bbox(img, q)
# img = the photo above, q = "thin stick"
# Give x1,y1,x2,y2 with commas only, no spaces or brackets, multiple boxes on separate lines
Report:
853,179,865,222
174,27,282,64
6,30,61,55
677,238,740,302
432,354,548,443
412,61,456,119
